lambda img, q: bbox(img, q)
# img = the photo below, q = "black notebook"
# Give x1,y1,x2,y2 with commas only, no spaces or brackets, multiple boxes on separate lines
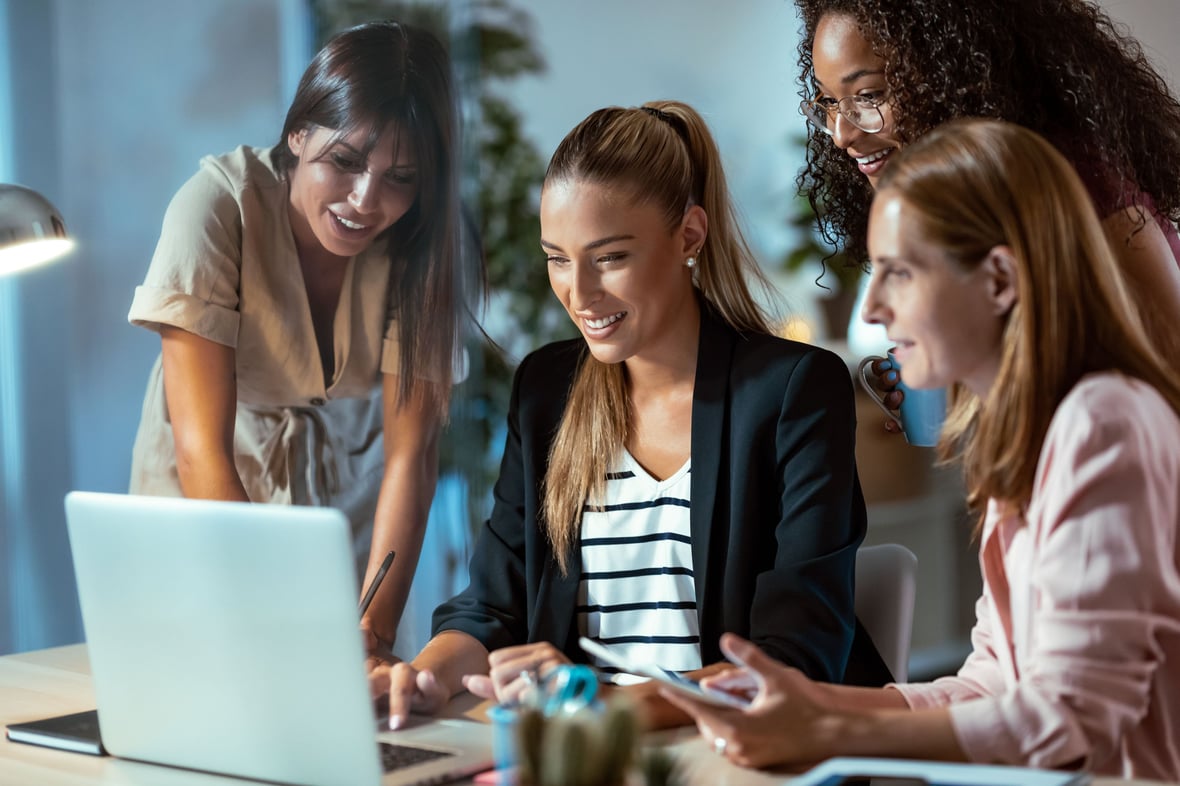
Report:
6,709,107,756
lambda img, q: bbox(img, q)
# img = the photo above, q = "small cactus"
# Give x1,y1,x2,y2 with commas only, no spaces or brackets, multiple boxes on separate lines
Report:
513,696,681,786
637,747,680,786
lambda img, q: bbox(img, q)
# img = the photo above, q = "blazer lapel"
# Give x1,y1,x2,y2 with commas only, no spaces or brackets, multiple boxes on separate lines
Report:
690,305,734,650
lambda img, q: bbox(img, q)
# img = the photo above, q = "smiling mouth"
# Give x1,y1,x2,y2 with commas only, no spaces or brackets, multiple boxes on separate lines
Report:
855,149,892,165
331,212,370,231
584,312,625,330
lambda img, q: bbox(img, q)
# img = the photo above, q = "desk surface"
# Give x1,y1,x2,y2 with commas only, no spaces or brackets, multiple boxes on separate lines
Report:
0,645,1163,786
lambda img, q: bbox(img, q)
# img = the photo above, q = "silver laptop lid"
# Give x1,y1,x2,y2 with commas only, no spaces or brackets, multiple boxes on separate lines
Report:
64,491,383,786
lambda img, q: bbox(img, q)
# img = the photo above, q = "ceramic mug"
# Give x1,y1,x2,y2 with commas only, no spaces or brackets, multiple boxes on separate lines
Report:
856,352,947,448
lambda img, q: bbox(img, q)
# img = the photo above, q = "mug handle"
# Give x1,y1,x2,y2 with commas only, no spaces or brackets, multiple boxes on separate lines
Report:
856,355,903,430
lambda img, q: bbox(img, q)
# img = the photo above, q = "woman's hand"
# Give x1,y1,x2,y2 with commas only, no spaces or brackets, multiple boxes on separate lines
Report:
360,615,398,668
461,642,571,706
658,633,843,769
359,613,395,659
371,660,450,730
867,357,905,435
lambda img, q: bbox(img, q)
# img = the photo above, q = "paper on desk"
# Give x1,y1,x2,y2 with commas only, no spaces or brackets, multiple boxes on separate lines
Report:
791,757,1091,786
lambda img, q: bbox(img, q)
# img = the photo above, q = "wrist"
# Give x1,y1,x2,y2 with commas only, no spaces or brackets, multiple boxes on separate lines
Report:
819,706,898,759
414,631,487,699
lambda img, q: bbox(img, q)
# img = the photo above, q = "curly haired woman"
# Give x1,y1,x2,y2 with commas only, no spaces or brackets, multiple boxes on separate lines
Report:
795,0,1180,367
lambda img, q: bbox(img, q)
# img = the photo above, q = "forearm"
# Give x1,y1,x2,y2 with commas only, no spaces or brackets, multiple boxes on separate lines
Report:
412,630,490,699
823,705,966,762
363,452,438,641
819,682,911,712
173,442,250,501
160,325,246,501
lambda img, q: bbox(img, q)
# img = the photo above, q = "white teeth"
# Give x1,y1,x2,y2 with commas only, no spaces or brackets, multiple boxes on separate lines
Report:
856,149,891,165
585,312,624,329
335,214,367,230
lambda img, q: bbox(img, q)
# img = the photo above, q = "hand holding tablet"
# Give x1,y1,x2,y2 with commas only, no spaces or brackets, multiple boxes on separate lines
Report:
577,637,751,709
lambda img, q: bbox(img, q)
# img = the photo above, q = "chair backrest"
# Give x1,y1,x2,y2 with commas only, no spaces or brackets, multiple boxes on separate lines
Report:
854,543,918,683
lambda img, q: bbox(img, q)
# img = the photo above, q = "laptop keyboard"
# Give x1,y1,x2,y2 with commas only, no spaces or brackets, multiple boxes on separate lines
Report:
378,742,453,772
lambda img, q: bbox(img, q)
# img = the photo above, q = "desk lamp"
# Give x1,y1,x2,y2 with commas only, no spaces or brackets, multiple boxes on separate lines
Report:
0,184,73,275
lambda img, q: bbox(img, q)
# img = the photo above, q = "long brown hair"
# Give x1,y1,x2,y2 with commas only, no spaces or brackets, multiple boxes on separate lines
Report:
540,100,774,572
274,20,477,414
876,119,1180,517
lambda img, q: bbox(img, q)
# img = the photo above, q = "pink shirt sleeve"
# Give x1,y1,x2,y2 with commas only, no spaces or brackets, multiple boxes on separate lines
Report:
892,592,1008,709
947,377,1180,769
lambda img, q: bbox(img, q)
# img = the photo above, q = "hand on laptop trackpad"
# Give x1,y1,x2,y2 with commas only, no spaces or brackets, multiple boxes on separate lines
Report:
372,694,432,732
372,692,394,729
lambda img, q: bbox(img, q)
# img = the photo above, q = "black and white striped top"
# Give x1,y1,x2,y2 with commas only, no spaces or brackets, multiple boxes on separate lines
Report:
576,450,701,674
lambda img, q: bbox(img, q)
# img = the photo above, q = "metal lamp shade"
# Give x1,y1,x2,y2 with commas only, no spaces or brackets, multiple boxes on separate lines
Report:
0,184,74,276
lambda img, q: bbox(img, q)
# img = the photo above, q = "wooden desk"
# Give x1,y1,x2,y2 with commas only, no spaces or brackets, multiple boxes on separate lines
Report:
0,644,784,785
0,645,1163,786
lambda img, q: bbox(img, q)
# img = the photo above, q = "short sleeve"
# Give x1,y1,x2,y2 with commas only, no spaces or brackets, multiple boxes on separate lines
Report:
128,160,243,347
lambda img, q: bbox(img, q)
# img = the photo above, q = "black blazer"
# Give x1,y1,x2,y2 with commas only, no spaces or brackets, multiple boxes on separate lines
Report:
434,306,891,685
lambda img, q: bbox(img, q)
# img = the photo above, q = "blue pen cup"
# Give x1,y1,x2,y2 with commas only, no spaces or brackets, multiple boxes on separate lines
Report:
486,704,520,772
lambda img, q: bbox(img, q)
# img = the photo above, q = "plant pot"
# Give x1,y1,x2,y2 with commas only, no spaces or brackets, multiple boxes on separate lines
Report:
818,287,857,340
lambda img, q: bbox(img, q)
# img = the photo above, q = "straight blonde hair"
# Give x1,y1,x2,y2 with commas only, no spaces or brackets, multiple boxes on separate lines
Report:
540,100,774,573
876,118,1180,518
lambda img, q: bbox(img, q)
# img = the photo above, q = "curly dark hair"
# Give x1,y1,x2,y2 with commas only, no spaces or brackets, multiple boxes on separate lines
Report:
795,0,1180,265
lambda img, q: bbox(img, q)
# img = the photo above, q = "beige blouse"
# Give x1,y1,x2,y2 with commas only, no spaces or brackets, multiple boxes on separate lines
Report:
127,145,401,553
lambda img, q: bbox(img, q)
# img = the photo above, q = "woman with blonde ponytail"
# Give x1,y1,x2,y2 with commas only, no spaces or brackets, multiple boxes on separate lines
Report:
375,101,887,730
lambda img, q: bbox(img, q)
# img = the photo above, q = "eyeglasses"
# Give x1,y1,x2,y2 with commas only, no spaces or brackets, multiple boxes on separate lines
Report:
800,93,888,135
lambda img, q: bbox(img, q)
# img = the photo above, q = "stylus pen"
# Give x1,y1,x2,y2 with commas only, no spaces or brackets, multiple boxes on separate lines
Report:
358,550,396,616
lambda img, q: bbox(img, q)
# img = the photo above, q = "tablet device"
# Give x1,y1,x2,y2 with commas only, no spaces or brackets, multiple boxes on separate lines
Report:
791,756,1091,786
578,636,751,709
6,709,106,756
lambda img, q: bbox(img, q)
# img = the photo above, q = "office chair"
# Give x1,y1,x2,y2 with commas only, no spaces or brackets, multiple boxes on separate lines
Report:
855,543,918,682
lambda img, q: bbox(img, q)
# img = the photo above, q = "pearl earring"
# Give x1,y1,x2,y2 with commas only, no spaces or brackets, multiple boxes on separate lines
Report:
685,256,697,269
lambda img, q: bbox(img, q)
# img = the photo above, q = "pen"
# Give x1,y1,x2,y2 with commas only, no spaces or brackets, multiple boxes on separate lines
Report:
358,550,396,616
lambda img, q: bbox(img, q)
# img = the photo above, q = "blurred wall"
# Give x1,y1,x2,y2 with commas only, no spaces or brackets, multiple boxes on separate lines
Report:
503,0,812,320
1101,0,1180,93
1,0,1178,656
0,0,307,654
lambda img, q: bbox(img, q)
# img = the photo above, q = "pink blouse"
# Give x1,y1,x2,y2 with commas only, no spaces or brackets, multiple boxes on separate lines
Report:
894,373,1180,781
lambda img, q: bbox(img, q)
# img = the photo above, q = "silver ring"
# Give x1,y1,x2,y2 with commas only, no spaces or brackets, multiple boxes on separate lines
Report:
712,736,728,756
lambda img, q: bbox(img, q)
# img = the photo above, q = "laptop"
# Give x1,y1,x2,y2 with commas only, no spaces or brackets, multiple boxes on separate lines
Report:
62,491,494,786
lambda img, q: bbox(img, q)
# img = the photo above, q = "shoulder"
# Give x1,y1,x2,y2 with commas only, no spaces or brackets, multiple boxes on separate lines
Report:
1043,372,1180,464
170,146,282,214
1054,372,1173,426
195,145,282,191
507,339,585,437
728,332,851,387
1050,136,1136,217
514,338,585,388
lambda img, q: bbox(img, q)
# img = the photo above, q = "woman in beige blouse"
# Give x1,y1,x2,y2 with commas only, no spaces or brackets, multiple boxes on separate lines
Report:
127,20,475,654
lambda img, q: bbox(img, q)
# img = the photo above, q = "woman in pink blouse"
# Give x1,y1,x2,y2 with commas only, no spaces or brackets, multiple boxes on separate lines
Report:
663,119,1180,781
